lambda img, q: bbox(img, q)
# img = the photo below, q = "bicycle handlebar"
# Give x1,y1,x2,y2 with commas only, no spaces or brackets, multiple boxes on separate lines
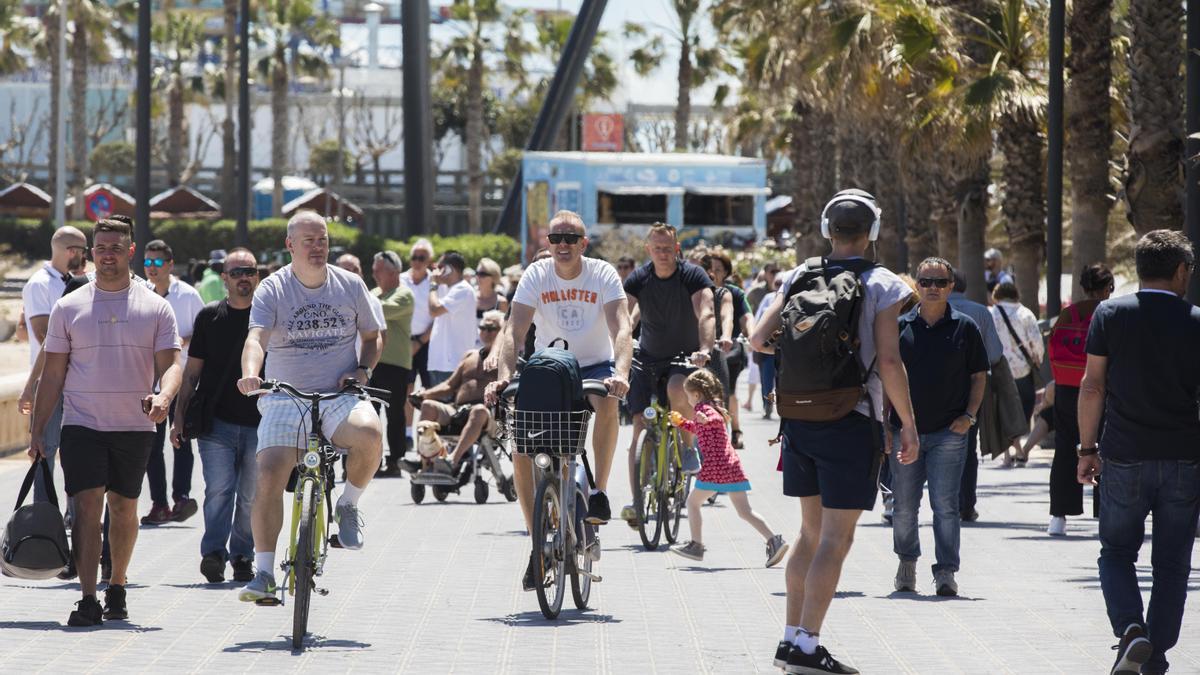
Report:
248,379,391,406
498,378,611,403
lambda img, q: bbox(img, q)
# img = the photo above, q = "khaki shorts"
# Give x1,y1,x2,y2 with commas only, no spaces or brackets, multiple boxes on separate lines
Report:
256,393,375,452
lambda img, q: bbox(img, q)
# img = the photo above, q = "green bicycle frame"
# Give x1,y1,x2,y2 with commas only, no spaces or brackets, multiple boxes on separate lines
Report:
286,432,328,595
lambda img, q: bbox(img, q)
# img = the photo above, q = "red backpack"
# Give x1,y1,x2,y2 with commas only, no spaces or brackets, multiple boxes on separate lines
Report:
1047,299,1101,387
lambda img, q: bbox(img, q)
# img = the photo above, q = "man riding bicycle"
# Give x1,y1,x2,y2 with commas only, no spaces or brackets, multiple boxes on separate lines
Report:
485,210,632,592
621,223,716,524
236,211,385,602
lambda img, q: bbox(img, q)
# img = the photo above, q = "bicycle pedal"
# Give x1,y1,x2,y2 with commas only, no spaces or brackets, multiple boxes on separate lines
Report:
315,587,330,596
329,534,343,549
582,571,602,583
255,597,282,606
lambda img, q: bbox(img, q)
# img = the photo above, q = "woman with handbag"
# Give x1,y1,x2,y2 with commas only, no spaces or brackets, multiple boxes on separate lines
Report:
989,281,1045,466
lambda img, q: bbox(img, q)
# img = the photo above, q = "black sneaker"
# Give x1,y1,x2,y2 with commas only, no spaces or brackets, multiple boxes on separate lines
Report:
67,595,103,627
102,584,128,621
773,640,792,668
785,645,859,674
1110,624,1153,675
200,552,226,583
585,492,611,525
960,508,979,522
57,558,77,581
231,556,255,583
522,559,536,592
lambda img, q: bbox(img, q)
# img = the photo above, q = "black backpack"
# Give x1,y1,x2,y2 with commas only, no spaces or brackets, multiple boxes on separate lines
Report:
2,458,71,580
775,257,876,422
517,338,584,412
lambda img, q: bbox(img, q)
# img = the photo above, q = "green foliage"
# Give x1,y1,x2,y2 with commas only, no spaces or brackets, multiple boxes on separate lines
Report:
89,141,136,176
308,139,354,181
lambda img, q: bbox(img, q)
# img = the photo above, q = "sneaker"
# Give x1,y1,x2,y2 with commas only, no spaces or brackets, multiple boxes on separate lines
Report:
140,503,172,526
238,570,278,602
785,645,859,674
731,429,744,450
1110,623,1153,675
522,559,536,592
200,552,225,583
681,446,702,475
934,570,958,597
102,584,128,621
765,534,789,568
620,504,639,528
170,497,199,522
881,493,894,524
67,595,103,627
960,508,979,523
334,501,364,550
895,560,917,593
57,557,77,581
230,556,254,583
774,640,793,668
763,401,774,420
671,540,705,561
1047,516,1067,537
586,492,611,525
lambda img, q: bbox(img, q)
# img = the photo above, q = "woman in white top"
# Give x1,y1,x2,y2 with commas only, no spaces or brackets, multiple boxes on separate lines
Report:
989,281,1044,465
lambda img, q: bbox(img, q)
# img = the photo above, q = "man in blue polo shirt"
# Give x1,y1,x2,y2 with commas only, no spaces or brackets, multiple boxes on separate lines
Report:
1078,230,1200,675
888,257,988,598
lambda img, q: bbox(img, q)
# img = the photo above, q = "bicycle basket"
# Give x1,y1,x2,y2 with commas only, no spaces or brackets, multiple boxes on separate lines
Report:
509,409,592,454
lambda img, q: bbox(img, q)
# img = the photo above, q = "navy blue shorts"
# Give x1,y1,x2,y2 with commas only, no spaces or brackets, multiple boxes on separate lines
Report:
780,412,883,510
579,361,614,381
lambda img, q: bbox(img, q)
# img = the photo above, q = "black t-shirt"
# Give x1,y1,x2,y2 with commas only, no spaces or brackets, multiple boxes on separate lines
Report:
624,260,714,359
188,300,262,427
717,283,750,340
892,305,989,434
1086,291,1200,460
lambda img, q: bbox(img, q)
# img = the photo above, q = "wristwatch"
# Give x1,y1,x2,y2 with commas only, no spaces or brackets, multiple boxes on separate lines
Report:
357,365,373,379
1077,445,1099,457
962,411,977,425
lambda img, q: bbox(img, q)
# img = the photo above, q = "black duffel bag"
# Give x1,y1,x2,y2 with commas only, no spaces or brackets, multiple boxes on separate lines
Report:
1,458,71,580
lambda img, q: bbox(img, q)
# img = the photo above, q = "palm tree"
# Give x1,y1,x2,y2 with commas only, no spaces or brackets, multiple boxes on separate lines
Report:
256,0,339,216
153,11,207,186
1065,0,1113,300
1122,0,1183,234
625,0,732,151
220,0,239,215
0,0,32,75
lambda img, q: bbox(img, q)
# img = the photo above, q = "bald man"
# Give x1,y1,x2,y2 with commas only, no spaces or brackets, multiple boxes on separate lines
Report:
22,225,88,505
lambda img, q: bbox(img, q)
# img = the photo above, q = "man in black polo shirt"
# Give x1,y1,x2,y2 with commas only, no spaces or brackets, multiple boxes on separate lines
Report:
1078,230,1200,675
888,257,987,598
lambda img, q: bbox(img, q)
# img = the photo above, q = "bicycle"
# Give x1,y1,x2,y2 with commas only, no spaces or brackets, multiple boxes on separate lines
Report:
245,379,390,650
631,354,696,551
497,378,609,620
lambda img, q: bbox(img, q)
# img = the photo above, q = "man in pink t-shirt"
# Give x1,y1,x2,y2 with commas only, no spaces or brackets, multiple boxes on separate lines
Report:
30,218,182,628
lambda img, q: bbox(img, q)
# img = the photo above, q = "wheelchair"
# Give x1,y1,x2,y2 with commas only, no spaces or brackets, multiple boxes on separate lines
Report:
409,411,518,505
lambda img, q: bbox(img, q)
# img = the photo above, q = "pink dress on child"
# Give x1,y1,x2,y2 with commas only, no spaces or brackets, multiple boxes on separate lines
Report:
673,402,751,492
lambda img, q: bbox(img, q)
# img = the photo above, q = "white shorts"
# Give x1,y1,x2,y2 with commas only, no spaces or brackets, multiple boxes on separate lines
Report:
256,393,375,453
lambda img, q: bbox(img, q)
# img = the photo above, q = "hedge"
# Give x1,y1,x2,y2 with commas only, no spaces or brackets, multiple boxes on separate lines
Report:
0,218,521,275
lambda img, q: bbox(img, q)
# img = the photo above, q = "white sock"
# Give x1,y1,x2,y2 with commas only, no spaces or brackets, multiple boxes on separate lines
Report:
793,628,819,655
589,488,606,497
254,552,275,575
339,481,365,506
783,625,800,643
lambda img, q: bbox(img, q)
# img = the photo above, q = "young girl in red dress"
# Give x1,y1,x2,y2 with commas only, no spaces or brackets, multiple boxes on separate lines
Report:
669,369,788,567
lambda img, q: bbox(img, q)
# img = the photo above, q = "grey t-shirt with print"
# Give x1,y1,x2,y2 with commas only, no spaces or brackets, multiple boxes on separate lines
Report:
779,259,913,419
250,263,383,392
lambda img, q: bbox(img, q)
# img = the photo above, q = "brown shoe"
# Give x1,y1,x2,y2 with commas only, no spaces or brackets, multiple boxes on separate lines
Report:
140,503,172,525
170,497,199,522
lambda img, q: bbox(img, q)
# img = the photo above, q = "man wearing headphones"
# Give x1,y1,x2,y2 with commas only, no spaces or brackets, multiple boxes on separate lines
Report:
751,190,919,675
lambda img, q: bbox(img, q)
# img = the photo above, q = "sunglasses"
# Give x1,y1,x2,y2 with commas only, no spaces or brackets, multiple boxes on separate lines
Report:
227,266,258,279
410,254,429,262
475,269,491,277
478,324,501,332
144,258,169,267
917,277,951,289
547,233,582,245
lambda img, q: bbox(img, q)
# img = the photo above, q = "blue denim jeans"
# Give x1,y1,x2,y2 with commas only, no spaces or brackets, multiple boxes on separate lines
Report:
33,400,63,503
1098,458,1200,673
889,426,968,573
759,354,776,407
197,419,258,561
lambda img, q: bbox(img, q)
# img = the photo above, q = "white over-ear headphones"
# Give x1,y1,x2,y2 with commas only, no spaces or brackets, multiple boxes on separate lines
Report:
820,190,882,241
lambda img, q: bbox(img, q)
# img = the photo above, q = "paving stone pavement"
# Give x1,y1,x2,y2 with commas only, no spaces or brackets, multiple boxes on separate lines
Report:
0,403,1197,674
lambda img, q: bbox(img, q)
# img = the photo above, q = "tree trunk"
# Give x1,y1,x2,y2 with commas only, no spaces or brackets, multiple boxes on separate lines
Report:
220,0,238,215
465,42,484,234
1123,0,1184,234
998,111,1046,316
166,73,185,186
46,11,62,212
674,37,691,151
871,130,905,271
789,97,836,261
271,44,289,217
901,154,937,273
955,158,990,304
69,14,88,219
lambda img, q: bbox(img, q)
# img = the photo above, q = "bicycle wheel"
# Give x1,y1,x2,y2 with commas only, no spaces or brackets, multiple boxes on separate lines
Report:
635,435,663,551
569,489,593,610
292,478,316,650
532,478,565,619
662,429,685,544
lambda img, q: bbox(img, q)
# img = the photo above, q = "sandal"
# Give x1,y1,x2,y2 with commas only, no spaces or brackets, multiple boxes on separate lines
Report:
731,429,744,449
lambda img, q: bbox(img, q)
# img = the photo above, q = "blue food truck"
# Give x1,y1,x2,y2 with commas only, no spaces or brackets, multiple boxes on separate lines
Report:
520,151,769,261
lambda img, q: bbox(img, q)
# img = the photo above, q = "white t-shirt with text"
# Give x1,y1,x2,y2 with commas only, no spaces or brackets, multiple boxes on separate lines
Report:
427,279,477,372
513,257,625,368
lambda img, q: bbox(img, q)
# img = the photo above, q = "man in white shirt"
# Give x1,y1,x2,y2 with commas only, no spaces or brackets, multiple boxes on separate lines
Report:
22,225,87,503
427,251,477,386
487,210,633,591
401,239,435,449
140,239,207,525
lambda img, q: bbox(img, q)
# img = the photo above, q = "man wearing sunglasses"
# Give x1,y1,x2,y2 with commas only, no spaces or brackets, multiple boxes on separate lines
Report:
888,257,987,599
140,239,207,526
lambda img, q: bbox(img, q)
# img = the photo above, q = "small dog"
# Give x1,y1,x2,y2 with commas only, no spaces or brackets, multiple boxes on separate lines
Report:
414,420,450,472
